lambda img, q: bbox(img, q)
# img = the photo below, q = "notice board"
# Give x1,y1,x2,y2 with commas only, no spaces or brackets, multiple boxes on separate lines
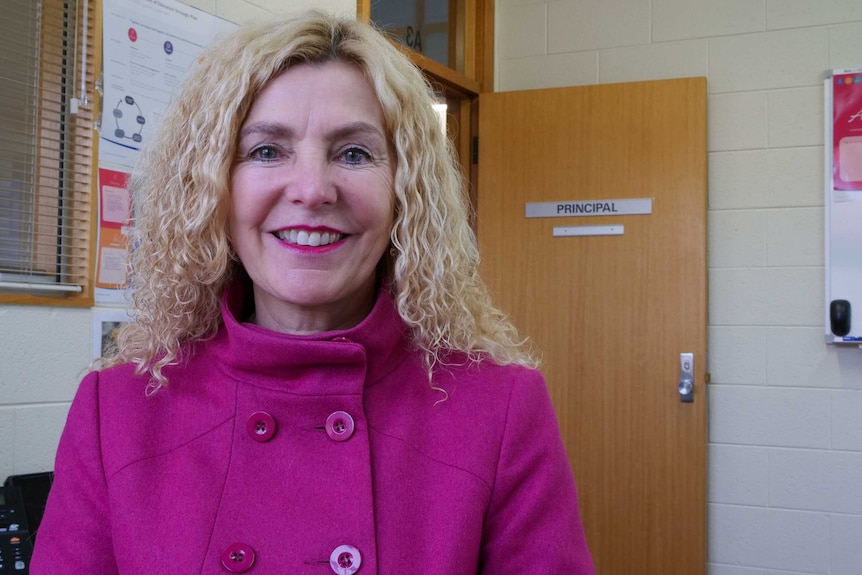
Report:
825,68,862,344
95,0,236,305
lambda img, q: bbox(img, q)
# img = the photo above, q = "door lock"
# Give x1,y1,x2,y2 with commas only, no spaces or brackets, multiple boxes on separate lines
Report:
679,353,694,403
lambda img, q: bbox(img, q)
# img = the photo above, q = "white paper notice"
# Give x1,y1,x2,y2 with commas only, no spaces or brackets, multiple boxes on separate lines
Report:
96,0,236,305
100,0,236,168
101,185,131,224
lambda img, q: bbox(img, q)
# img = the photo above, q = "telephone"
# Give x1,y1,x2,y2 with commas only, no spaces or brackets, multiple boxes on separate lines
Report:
1,472,53,574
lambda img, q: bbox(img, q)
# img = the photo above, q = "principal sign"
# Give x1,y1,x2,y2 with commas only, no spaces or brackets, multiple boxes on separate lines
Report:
525,198,652,218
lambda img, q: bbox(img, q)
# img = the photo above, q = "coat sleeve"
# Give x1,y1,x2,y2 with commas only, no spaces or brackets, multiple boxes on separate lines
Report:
30,371,120,575
480,370,595,575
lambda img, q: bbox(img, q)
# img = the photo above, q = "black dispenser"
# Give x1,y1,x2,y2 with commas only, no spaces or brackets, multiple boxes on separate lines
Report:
830,299,852,337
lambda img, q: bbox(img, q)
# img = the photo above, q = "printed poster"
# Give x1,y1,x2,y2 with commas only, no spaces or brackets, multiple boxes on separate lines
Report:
95,167,132,304
96,0,236,304
832,71,862,191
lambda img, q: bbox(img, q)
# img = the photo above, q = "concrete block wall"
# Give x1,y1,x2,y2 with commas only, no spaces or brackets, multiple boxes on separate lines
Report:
497,0,862,573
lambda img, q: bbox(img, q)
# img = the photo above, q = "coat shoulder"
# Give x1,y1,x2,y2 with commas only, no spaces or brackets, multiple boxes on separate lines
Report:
82,354,236,477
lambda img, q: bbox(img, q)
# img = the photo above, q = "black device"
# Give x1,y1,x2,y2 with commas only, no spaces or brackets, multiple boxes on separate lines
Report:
1,472,53,574
830,299,852,337
0,485,32,573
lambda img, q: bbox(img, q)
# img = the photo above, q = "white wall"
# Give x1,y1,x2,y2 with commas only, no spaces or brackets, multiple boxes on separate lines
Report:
497,0,862,573
182,0,354,23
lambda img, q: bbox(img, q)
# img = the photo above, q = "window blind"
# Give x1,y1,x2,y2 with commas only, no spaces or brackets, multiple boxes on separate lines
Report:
0,0,95,298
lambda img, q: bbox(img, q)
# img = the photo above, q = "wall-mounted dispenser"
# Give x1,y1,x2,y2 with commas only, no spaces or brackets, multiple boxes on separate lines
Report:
830,299,851,337
825,69,862,346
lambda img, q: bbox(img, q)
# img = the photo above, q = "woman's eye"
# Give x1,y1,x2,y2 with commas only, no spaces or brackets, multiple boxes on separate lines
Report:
342,147,371,165
250,145,279,161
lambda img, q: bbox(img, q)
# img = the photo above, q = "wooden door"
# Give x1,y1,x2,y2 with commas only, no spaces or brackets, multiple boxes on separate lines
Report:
477,78,707,575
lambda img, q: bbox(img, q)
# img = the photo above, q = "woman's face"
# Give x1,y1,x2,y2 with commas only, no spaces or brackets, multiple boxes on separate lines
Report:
229,60,395,334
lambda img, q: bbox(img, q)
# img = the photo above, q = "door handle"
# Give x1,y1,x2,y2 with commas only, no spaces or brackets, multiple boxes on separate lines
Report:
678,353,694,403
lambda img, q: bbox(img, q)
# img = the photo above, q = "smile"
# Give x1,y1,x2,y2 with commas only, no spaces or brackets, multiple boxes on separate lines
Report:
275,228,343,247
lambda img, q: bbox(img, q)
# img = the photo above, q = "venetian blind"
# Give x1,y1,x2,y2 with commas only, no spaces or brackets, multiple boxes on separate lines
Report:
0,0,96,299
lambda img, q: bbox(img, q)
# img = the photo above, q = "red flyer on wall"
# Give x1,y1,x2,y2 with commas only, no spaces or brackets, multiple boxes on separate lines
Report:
832,71,862,191
95,167,132,294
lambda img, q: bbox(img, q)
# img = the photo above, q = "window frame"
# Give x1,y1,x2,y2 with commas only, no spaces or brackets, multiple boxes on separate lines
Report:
358,0,493,94
0,0,100,307
358,0,493,223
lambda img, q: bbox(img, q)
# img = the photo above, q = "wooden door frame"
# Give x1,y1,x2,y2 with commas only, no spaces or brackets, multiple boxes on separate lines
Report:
357,0,493,94
357,0,491,209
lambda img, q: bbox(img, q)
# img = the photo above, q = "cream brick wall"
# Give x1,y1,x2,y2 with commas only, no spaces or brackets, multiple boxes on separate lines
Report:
183,0,354,23
497,0,862,573
0,306,93,477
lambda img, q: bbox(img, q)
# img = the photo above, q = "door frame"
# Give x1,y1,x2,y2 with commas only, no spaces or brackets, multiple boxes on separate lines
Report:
356,0,490,208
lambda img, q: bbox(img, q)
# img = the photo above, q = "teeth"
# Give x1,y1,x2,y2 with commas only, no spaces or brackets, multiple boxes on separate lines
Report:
277,229,342,246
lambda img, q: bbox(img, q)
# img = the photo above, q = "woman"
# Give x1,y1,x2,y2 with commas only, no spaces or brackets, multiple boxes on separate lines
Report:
32,11,594,575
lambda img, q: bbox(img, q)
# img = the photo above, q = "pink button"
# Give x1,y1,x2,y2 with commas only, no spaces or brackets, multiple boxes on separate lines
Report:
329,544,362,575
325,411,355,441
246,411,276,443
221,542,255,573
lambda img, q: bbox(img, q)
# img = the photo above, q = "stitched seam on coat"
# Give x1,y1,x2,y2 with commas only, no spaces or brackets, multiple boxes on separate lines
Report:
365,348,411,387
210,361,365,396
94,372,121,570
198,382,240,575
487,378,516,503
207,342,411,391
366,424,493,494
106,414,236,479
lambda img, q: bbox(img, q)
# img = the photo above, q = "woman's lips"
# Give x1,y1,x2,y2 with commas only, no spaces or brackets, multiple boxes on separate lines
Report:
274,228,344,247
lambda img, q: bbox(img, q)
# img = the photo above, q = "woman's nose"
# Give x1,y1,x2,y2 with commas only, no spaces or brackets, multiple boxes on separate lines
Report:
285,157,336,208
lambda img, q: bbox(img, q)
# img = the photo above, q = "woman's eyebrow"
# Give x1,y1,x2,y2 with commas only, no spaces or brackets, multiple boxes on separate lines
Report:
327,121,386,142
238,121,295,139
238,120,386,144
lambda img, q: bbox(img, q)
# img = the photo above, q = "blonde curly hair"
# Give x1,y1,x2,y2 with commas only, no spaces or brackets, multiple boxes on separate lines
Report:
102,10,537,386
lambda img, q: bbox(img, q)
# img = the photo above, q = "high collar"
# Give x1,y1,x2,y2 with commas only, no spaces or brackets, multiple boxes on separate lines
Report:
206,280,411,394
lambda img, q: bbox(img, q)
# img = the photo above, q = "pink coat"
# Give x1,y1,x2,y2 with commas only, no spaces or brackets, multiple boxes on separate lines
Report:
32,285,594,574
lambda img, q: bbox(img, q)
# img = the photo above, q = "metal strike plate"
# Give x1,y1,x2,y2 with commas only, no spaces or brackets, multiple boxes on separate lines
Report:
679,353,694,403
